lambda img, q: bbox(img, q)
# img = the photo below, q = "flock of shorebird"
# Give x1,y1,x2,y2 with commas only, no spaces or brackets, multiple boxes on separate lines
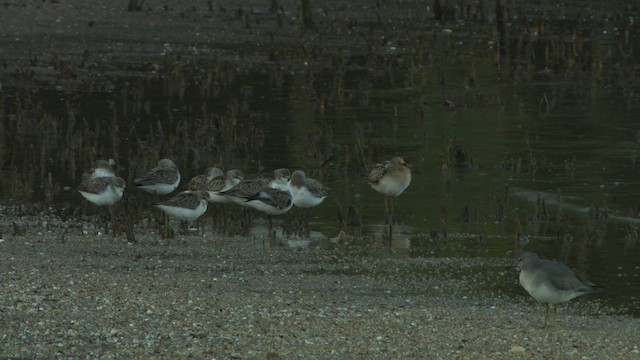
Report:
77,156,412,235
77,157,602,327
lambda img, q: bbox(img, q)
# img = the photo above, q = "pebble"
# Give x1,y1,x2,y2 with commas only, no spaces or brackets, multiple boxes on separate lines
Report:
0,190,639,360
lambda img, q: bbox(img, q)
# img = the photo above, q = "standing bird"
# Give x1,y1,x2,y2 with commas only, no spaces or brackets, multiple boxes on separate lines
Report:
155,190,210,232
219,168,291,206
518,251,603,327
134,158,181,195
218,168,291,233
368,156,412,223
244,186,294,239
245,187,294,217
203,169,245,203
187,168,244,231
288,170,329,236
78,176,126,207
78,159,126,235
191,168,244,231
289,170,329,208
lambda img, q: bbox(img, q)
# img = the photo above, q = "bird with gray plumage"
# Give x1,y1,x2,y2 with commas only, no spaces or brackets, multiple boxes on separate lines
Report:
288,170,329,209
245,187,293,216
218,168,290,206
257,168,291,188
78,176,126,206
186,167,224,192
83,159,117,180
154,190,210,222
78,160,126,236
204,169,245,203
79,159,124,206
244,186,293,237
288,170,329,236
134,158,181,195
518,251,602,327
222,173,293,237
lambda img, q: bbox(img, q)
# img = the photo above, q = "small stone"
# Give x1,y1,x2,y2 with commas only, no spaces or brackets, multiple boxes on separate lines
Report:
511,345,526,353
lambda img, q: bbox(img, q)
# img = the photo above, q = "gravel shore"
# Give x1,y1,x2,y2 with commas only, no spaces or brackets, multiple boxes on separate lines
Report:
1,213,639,359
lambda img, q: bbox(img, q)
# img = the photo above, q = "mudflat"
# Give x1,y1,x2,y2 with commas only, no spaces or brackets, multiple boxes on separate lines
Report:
0,211,638,358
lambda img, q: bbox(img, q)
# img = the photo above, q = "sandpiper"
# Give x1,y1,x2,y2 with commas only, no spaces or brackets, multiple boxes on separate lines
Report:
78,176,126,206
186,167,224,191
134,158,181,195
204,169,245,203
244,187,294,237
154,190,210,222
289,170,329,209
245,187,293,216
518,251,602,327
218,169,292,237
369,156,412,219
257,168,291,190
219,168,290,206
78,164,126,236
84,159,117,179
288,170,329,236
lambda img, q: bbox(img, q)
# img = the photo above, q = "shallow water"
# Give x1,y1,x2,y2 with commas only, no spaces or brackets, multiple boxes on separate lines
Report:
1,0,639,316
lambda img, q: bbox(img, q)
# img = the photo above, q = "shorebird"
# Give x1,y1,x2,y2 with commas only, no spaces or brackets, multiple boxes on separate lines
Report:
78,176,126,206
218,169,292,237
518,251,603,327
244,186,294,237
289,170,329,208
204,169,245,203
288,170,329,235
219,168,290,206
257,168,291,190
245,187,293,216
186,167,224,191
368,156,412,222
78,160,126,236
134,158,181,195
185,168,243,231
84,159,117,179
155,190,210,231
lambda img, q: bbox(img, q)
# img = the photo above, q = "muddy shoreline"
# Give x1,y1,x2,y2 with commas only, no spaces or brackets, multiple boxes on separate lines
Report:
1,212,639,358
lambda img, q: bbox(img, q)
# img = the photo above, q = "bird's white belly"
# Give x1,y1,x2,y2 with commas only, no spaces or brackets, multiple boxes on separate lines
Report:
247,200,292,215
79,185,123,206
372,174,411,197
520,274,577,304
139,181,178,195
292,188,325,208
208,192,231,203
156,202,207,221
